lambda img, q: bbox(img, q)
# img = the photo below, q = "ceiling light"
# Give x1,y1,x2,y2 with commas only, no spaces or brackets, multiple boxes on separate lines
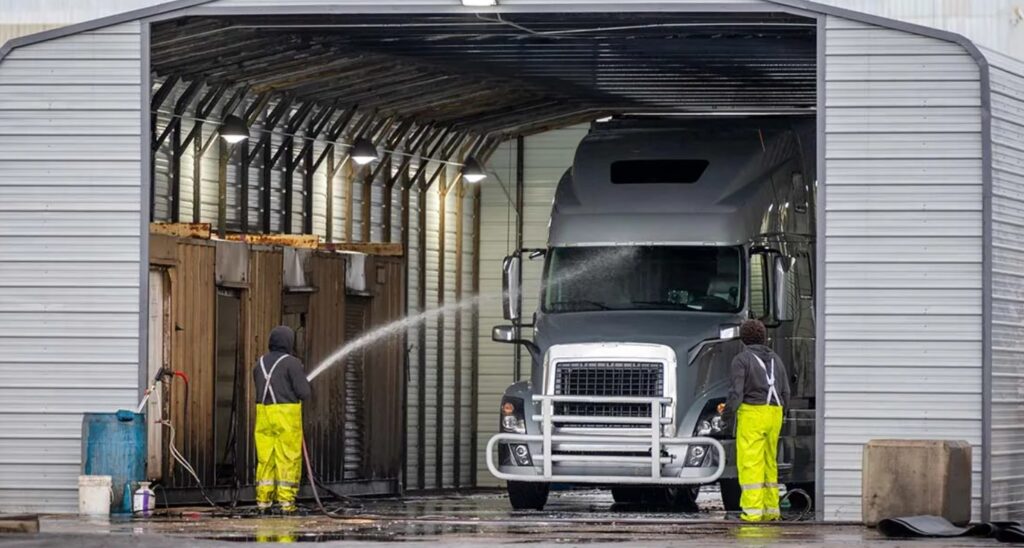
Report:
218,115,249,143
462,157,487,183
350,137,379,165
462,0,497,5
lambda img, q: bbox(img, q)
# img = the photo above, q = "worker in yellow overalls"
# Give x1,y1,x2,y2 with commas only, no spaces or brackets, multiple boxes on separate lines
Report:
723,319,790,522
253,326,311,513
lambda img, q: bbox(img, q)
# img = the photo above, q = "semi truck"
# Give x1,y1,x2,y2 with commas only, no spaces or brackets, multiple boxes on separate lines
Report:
486,117,817,511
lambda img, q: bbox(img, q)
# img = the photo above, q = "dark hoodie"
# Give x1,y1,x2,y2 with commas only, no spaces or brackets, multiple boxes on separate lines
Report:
253,326,312,405
723,344,790,425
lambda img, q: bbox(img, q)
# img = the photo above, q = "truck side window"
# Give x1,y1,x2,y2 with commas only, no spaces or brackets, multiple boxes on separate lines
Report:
749,253,770,320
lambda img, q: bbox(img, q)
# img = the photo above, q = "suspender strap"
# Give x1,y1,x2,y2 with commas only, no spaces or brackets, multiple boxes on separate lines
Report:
752,354,782,406
259,354,289,405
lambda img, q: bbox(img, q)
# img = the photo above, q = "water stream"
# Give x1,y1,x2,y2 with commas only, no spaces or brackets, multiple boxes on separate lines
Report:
305,246,636,382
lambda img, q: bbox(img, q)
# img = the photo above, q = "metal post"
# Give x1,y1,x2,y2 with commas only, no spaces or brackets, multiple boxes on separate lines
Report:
240,139,250,233
416,182,428,489
514,135,525,380
283,139,294,233
217,141,228,237
326,149,335,242
435,168,447,489
651,401,661,479
542,399,553,479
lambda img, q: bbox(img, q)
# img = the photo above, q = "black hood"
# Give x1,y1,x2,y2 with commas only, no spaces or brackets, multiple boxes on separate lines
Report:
269,325,295,353
745,343,774,360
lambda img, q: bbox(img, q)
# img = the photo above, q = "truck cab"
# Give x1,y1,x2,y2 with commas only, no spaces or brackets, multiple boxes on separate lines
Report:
487,118,816,511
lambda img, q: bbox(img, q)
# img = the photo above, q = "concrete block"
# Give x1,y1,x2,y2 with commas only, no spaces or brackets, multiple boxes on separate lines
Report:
862,439,972,526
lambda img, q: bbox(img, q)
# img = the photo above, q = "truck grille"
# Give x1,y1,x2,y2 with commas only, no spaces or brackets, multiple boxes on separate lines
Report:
553,361,664,426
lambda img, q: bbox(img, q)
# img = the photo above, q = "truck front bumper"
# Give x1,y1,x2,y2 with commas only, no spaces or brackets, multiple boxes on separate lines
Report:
486,395,726,485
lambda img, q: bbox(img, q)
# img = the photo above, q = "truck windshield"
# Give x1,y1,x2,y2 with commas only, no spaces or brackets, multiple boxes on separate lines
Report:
542,246,742,313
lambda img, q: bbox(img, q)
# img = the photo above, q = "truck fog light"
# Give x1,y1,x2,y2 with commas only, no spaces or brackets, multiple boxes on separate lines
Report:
512,444,533,466
686,445,708,467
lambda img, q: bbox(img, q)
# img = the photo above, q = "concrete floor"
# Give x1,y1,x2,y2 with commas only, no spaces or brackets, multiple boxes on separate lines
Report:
0,490,1002,546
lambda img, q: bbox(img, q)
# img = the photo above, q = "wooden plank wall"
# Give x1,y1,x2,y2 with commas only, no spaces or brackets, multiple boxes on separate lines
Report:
167,240,216,486
365,257,406,479
240,248,283,486
305,253,347,483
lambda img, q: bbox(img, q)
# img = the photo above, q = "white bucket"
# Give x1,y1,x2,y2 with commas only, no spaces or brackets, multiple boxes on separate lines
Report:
78,475,112,516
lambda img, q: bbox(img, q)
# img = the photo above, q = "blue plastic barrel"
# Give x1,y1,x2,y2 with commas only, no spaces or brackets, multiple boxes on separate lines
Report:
81,410,147,514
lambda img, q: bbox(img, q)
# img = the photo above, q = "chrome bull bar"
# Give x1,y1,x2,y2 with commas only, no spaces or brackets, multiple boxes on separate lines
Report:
487,395,726,485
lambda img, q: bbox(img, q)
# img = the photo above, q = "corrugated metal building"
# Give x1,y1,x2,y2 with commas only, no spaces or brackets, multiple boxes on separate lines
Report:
1,0,1023,523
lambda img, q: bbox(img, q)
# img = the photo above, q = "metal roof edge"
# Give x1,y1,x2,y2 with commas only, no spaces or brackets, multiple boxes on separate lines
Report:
0,0,217,61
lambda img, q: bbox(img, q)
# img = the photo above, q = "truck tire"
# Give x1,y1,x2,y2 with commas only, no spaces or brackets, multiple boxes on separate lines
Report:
507,481,549,510
611,487,645,504
651,486,700,512
719,478,742,512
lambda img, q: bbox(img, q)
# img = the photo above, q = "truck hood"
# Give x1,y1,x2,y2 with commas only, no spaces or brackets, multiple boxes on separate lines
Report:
533,310,739,365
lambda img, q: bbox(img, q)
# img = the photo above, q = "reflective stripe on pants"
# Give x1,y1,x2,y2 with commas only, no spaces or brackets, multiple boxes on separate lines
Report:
254,402,304,505
736,403,783,522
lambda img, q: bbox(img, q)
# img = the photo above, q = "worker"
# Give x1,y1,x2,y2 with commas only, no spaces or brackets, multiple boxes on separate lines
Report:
253,325,312,513
723,319,790,522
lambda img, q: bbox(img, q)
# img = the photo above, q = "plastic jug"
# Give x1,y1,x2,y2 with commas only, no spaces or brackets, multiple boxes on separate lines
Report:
133,481,156,516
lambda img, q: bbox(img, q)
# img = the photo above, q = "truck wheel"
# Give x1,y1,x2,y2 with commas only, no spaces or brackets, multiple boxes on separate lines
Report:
507,481,549,510
650,487,700,512
611,487,645,504
719,478,742,512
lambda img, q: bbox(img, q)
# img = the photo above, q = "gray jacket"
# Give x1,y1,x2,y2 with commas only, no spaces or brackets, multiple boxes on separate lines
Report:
723,344,790,423
253,326,312,405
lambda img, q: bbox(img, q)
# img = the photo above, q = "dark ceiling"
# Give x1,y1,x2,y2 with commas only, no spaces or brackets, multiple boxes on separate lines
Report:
151,12,817,136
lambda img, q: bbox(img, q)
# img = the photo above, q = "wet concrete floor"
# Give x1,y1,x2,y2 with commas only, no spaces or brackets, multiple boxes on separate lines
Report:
0,490,1003,546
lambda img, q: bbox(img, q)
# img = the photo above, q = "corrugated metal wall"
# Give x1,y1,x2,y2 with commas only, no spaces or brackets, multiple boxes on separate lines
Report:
0,21,143,512
983,46,1024,521
476,126,588,487
812,0,1024,61
822,15,984,521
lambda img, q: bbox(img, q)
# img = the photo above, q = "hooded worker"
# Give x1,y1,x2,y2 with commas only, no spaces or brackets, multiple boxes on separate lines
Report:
253,325,312,513
724,319,790,522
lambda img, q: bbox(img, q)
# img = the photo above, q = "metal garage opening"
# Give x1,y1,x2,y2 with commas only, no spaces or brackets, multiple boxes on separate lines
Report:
145,8,819,505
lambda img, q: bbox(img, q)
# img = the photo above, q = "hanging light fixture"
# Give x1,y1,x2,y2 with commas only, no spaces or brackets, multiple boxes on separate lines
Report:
350,137,379,165
462,157,488,183
218,115,250,144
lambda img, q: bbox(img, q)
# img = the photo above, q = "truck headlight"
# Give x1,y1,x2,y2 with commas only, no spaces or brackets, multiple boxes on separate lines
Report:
693,398,729,439
500,396,526,434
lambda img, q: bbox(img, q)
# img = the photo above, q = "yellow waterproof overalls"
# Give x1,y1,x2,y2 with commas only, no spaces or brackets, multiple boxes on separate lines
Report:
736,353,783,522
254,354,303,510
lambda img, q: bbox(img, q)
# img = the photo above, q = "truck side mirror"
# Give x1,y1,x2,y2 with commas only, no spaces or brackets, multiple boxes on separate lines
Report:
502,255,521,321
492,325,516,343
773,254,795,322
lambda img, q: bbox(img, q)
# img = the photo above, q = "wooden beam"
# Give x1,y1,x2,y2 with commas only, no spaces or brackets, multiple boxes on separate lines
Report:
150,222,211,239
224,233,320,248
319,242,403,257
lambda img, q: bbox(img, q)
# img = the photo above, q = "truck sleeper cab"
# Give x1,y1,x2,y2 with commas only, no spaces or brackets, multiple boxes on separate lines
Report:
487,118,816,511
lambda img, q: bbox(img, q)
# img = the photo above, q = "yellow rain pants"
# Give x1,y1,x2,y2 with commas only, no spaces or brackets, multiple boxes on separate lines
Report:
255,403,303,508
736,403,783,522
